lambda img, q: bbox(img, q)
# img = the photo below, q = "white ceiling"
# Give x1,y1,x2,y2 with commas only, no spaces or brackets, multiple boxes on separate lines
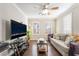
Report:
16,3,74,18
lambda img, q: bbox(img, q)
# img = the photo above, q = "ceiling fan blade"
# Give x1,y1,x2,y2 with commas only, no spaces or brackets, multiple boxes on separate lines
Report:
51,6,59,10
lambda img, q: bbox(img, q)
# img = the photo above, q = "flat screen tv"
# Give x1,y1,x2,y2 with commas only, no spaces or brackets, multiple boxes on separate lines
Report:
11,20,27,39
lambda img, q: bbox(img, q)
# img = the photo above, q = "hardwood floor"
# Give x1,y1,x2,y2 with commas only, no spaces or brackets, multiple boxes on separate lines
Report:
23,40,61,56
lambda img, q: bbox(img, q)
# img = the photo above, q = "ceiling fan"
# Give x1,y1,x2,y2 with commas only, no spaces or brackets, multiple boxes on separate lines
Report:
39,3,59,15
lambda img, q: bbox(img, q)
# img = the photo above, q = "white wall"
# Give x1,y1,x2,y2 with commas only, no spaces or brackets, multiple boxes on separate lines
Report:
0,3,28,42
56,17,64,34
72,4,79,34
0,4,5,41
0,19,2,41
0,6,1,41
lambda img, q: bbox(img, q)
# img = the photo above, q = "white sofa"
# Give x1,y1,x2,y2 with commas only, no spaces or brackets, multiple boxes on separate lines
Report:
50,38,69,56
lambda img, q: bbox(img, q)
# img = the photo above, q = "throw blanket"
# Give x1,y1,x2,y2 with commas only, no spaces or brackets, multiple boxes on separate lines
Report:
68,42,79,56
68,42,75,56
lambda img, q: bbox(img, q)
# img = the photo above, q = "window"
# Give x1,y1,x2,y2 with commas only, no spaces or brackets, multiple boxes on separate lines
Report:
46,23,52,34
63,13,72,34
33,23,40,34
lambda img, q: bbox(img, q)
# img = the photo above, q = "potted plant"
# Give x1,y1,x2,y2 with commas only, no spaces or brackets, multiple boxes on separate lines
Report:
27,29,32,40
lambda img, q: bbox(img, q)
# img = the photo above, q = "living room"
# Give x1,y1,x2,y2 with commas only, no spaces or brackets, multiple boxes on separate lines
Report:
0,3,79,56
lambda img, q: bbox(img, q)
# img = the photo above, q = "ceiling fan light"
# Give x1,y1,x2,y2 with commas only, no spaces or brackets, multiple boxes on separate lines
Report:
42,9,48,14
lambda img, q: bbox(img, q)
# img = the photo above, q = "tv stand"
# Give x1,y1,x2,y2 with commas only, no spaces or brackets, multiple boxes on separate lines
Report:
9,38,29,56
0,37,29,56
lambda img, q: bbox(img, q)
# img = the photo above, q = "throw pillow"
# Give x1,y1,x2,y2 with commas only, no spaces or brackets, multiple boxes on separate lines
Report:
65,36,75,46
59,35,68,41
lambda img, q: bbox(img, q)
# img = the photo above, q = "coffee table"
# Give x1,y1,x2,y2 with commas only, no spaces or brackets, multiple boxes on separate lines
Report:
37,38,48,55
